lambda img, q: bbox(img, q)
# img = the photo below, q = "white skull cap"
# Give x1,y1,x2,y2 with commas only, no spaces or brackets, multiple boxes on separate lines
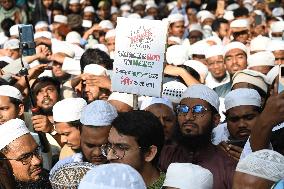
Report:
182,84,220,112
66,31,81,44
166,45,188,65
266,65,279,85
205,45,224,59
250,35,271,52
183,60,208,79
78,163,146,189
108,92,134,108
140,97,173,110
266,40,284,52
53,98,87,122
247,51,275,68
163,163,213,189
54,15,68,24
162,81,187,104
236,149,284,182
80,100,118,126
167,13,184,24
224,88,261,111
0,85,23,101
0,119,29,150
224,41,247,56
83,64,107,76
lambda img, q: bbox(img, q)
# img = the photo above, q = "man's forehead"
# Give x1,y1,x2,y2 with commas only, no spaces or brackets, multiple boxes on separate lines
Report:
109,127,136,145
7,134,37,155
225,49,246,56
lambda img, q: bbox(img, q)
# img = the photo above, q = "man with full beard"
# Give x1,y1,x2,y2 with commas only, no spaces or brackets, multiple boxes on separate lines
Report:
0,119,52,188
159,84,237,189
31,76,61,145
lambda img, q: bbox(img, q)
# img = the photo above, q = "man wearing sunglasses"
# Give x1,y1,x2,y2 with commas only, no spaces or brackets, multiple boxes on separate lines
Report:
0,119,52,188
159,84,237,189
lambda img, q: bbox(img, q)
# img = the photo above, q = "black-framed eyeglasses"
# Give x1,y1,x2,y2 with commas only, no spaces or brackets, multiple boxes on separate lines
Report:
176,104,208,117
101,143,142,160
0,147,41,165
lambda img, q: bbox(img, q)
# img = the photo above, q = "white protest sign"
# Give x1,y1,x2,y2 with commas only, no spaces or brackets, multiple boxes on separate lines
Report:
111,17,168,97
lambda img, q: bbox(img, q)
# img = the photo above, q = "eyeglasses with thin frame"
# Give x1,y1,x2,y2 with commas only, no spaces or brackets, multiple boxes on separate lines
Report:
0,147,41,165
101,143,142,160
176,104,208,117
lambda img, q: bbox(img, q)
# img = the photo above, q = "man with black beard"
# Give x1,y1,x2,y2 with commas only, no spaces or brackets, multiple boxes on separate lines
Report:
31,76,61,145
159,84,237,189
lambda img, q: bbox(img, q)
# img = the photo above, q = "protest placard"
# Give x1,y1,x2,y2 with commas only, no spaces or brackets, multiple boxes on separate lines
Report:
111,17,168,97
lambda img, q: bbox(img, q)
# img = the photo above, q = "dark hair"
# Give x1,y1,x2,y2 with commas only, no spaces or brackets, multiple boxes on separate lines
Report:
31,76,61,96
9,97,23,111
233,7,249,18
80,49,113,72
53,2,64,13
111,110,164,166
1,18,15,37
212,18,228,32
179,65,201,83
69,120,83,128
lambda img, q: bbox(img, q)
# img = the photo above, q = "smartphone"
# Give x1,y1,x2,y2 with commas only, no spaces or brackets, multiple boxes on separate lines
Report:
254,15,262,26
18,25,36,56
227,139,247,148
278,65,284,93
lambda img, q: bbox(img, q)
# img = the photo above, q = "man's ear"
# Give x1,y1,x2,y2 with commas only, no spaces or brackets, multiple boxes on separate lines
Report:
144,145,158,162
213,113,221,127
17,104,24,117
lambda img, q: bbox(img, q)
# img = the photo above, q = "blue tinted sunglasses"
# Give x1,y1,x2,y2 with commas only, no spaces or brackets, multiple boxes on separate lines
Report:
271,179,284,189
176,104,208,116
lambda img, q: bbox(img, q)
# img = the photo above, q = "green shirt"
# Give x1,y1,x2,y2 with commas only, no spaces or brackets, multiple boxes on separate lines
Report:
147,172,166,189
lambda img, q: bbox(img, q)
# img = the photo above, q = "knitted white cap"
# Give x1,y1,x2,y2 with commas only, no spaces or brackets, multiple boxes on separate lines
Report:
250,35,271,52
53,98,87,122
54,15,68,24
167,13,184,24
205,45,224,59
163,163,213,189
224,88,261,111
66,31,81,44
236,149,284,182
0,85,23,101
84,6,95,13
183,60,208,79
0,119,29,150
182,84,220,111
266,40,284,52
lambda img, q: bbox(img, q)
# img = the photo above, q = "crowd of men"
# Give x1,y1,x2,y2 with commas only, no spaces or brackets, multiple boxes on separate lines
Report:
0,0,284,188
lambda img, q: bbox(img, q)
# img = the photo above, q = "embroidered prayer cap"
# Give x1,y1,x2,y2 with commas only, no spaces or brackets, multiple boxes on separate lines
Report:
0,85,23,101
83,64,107,76
140,97,173,110
108,92,134,108
52,40,75,58
270,21,284,33
9,24,21,37
236,149,284,182
230,19,250,30
50,162,94,189
145,1,158,11
53,98,87,122
205,45,224,59
247,51,275,68
162,81,187,104
224,88,261,111
166,45,188,65
183,60,208,79
133,0,144,7
69,0,80,4
80,100,118,126
250,35,271,52
78,163,146,189
272,7,284,17
35,21,49,30
181,84,220,112
200,11,215,23
223,11,234,21
0,119,29,150
189,23,203,33
224,41,247,56
163,163,213,189
232,69,268,93
34,31,52,39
